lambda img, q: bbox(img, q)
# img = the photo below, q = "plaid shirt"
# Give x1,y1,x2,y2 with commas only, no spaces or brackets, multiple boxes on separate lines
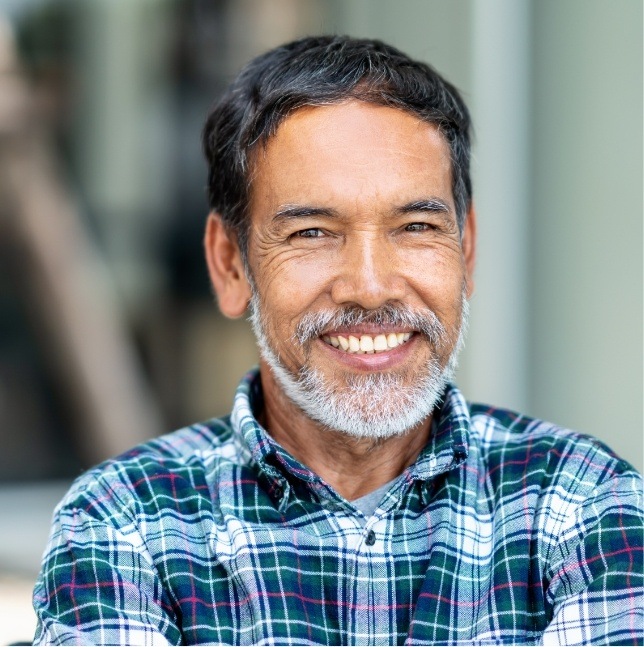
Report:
34,368,643,646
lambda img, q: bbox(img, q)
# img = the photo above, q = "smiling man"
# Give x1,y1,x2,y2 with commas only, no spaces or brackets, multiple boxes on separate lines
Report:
207,98,473,502
34,36,643,646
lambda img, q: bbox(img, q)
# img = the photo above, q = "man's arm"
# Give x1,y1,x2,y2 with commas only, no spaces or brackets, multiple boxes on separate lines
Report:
33,502,180,646
541,471,643,646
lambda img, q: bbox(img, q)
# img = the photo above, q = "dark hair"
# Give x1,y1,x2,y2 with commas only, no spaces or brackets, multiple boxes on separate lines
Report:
202,35,472,264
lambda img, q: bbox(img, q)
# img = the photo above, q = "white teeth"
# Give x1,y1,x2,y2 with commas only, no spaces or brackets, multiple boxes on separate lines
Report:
373,334,388,351
359,335,374,352
323,331,414,354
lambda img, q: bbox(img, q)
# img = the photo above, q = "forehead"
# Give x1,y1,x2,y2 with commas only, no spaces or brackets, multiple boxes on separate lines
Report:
249,100,454,213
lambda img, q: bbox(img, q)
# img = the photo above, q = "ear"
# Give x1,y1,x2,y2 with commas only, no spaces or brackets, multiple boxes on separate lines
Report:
204,213,252,318
461,203,477,298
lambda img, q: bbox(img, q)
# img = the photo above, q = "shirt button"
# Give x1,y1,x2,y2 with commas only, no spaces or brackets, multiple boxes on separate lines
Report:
453,444,467,462
365,530,376,546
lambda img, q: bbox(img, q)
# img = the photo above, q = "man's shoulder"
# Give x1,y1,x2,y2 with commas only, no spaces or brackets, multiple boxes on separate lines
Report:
57,415,242,521
117,414,237,464
466,400,640,497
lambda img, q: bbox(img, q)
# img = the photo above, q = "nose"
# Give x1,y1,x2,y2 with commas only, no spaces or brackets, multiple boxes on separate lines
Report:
330,233,406,309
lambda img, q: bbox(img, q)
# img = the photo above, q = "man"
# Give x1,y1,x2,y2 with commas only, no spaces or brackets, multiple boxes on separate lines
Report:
34,36,642,646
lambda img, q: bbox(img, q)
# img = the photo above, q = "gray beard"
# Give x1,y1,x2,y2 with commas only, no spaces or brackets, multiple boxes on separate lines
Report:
249,294,469,440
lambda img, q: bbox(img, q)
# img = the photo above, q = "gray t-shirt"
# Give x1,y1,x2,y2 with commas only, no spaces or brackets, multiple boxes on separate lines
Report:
351,479,397,519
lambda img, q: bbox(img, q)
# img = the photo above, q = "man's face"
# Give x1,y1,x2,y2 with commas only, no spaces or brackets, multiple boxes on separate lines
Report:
244,100,475,437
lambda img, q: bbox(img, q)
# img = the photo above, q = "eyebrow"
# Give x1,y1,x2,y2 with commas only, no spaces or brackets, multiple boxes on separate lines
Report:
272,204,338,222
398,198,451,215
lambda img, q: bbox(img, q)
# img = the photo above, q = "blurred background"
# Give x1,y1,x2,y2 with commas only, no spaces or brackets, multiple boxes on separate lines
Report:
0,0,641,641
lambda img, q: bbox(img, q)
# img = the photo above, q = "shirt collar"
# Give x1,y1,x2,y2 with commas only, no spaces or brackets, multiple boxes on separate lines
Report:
230,367,471,486
405,383,471,481
230,368,320,485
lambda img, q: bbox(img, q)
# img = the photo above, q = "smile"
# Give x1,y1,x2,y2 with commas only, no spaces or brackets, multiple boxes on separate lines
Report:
321,332,413,354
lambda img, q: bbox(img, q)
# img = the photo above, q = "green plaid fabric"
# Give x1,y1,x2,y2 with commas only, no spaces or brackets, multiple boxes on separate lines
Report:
34,368,643,645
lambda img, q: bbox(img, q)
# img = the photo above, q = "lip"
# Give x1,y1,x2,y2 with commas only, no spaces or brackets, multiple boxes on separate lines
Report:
316,332,419,371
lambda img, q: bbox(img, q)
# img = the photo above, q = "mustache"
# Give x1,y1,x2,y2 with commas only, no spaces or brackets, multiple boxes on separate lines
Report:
293,303,449,347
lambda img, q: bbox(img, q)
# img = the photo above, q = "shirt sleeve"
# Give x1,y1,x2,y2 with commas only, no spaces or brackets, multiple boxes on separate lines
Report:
33,503,181,646
540,471,644,646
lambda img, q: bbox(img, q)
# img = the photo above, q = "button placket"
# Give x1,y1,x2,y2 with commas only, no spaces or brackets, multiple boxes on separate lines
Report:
350,518,391,641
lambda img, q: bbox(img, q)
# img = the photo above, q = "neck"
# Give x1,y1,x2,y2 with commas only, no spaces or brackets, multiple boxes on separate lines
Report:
258,361,432,500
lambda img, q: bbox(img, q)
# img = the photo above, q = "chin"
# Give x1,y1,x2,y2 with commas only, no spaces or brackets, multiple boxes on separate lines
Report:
266,352,450,440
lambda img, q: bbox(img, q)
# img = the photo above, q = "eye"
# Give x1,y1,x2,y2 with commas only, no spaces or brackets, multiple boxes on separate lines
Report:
404,222,434,232
294,228,324,238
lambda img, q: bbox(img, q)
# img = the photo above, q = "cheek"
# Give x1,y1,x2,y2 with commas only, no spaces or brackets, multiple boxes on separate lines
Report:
406,252,466,314
259,256,333,329
255,242,331,291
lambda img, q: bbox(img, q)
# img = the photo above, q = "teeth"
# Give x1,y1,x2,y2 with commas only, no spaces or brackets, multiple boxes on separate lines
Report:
359,335,374,352
373,334,387,351
323,332,414,354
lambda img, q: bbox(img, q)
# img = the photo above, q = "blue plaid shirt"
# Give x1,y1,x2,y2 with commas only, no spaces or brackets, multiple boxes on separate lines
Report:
34,368,643,645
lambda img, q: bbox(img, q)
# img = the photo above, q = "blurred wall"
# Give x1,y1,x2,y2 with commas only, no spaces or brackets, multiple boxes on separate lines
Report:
530,1,642,467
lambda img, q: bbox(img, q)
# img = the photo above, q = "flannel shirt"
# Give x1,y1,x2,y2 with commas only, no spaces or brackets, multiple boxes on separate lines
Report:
33,368,643,646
